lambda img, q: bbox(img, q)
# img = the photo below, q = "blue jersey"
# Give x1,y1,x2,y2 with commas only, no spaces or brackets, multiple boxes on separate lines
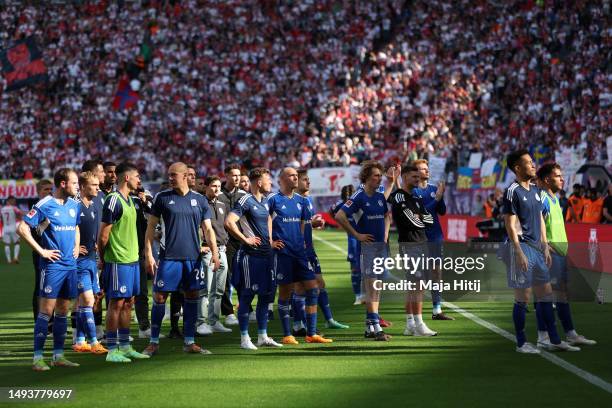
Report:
502,182,543,244
23,195,81,268
413,183,446,242
304,196,315,253
340,189,388,243
268,191,308,258
78,200,99,260
231,193,272,257
93,191,105,213
151,189,211,260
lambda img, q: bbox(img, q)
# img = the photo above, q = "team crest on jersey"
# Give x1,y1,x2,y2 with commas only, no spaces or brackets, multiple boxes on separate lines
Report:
252,284,259,291
120,285,127,294
27,209,37,218
345,200,353,207
265,204,269,211
157,280,165,288
191,199,197,207
77,282,84,289
297,203,302,210
44,286,52,294
277,273,284,280
430,192,436,198
69,209,76,218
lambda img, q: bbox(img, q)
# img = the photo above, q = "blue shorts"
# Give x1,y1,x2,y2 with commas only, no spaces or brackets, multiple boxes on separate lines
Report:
77,258,100,294
154,258,205,293
549,252,568,290
506,242,550,289
39,264,77,299
306,250,322,275
273,252,316,285
360,242,390,279
104,262,140,299
232,250,276,296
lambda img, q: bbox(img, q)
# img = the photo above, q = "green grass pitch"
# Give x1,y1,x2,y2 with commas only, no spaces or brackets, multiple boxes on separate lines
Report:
0,229,611,407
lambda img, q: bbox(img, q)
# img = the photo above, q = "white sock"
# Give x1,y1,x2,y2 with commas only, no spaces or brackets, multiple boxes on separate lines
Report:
406,314,415,328
268,303,273,311
33,355,43,362
567,329,577,337
537,330,549,341
433,306,442,315
258,333,267,341
241,334,251,342
374,323,382,332
414,314,423,325
4,246,10,262
52,352,63,361
13,243,20,261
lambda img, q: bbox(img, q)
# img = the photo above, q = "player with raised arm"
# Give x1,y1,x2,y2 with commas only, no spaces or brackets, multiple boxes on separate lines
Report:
413,159,453,320
502,150,578,353
99,162,150,363
535,163,596,348
18,168,81,371
270,167,332,345
335,160,392,341
388,164,438,337
296,169,349,330
225,167,282,349
142,162,220,356
72,172,107,354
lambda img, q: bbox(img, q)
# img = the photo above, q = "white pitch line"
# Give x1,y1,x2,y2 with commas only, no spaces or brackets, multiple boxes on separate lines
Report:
313,233,612,395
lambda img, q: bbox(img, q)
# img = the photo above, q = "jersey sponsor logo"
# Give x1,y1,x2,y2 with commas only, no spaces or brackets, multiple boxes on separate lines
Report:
157,280,165,288
27,208,37,218
345,200,353,207
53,225,76,231
366,214,385,220
169,200,175,205
44,285,52,294
191,199,197,207
282,217,301,222
120,285,127,294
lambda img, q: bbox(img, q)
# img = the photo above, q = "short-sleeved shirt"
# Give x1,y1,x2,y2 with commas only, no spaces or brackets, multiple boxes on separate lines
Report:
231,193,271,257
413,183,446,242
268,191,308,258
502,182,543,244
303,196,315,253
388,189,432,243
151,189,211,260
340,189,388,243
78,199,100,260
22,195,81,268
203,197,229,247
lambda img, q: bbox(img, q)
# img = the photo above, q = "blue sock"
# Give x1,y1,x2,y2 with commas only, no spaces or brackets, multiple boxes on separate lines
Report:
81,306,97,343
33,313,50,358
76,307,86,343
555,302,574,333
256,298,269,333
534,302,546,332
52,314,67,357
305,288,319,336
537,301,561,344
150,300,165,344
432,290,441,313
106,330,118,351
183,298,198,345
278,299,291,336
118,328,130,349
351,270,361,295
512,302,527,347
318,289,333,321
238,293,255,336
292,295,306,329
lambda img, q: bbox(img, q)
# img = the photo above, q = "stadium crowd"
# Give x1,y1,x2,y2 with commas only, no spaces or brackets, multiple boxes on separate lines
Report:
0,0,609,181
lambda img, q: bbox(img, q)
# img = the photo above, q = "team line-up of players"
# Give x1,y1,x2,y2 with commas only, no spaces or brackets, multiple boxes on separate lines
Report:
13,153,595,370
